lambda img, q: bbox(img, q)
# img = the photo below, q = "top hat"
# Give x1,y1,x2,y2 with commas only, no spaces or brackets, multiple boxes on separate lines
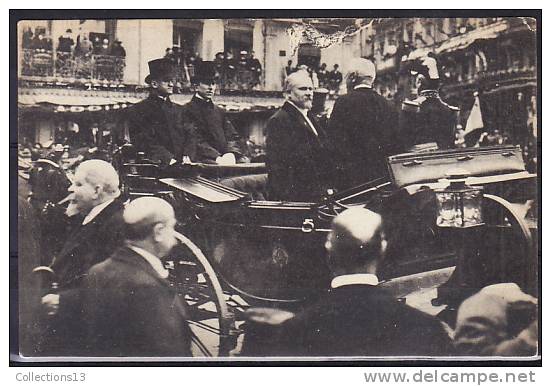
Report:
145,58,176,84
192,61,218,84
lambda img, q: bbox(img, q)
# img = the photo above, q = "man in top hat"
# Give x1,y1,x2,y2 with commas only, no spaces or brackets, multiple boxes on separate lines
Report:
327,58,400,190
400,55,459,151
126,58,195,165
182,61,247,164
242,207,453,356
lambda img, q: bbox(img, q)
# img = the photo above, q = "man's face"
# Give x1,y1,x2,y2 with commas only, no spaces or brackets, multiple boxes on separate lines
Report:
67,169,98,215
289,76,314,110
152,79,174,97
157,217,178,259
196,80,217,100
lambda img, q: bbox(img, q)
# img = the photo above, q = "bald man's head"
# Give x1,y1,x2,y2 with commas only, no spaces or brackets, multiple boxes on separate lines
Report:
124,197,175,240
325,207,387,273
124,197,178,258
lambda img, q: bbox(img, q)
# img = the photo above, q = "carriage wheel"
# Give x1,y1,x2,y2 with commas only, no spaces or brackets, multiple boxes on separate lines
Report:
168,231,238,357
481,194,536,294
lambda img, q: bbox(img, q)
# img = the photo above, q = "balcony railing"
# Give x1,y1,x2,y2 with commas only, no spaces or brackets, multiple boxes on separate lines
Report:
20,49,126,83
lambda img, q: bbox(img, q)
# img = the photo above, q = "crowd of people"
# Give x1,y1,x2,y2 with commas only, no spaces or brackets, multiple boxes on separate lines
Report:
22,28,127,58
18,54,538,358
162,47,263,93
284,61,343,96
21,27,126,80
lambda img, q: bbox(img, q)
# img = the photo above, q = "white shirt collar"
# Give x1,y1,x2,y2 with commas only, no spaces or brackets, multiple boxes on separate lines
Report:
82,198,115,225
128,245,169,279
354,84,373,90
194,92,212,103
331,273,379,289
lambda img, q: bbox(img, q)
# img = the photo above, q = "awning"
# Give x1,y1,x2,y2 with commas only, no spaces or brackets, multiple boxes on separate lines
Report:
18,90,282,114
407,19,510,60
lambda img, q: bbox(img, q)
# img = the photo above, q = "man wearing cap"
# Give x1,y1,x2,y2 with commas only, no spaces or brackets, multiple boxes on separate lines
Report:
81,197,192,356
126,58,194,165
265,70,334,201
182,61,247,165
400,55,459,151
327,58,400,189
242,207,452,356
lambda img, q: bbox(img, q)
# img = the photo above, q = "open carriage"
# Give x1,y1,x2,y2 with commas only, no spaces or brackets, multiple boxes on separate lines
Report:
114,144,537,357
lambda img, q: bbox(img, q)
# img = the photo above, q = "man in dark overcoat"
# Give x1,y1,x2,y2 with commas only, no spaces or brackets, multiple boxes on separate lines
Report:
40,160,125,355
265,70,335,201
81,197,192,357
181,61,247,164
126,58,195,165
242,207,453,357
327,58,400,190
400,55,459,151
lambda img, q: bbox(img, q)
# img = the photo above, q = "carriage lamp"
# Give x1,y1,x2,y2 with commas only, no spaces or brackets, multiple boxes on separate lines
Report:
434,169,484,228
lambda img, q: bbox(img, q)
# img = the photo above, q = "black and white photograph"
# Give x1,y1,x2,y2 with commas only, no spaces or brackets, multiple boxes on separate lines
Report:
11,10,540,364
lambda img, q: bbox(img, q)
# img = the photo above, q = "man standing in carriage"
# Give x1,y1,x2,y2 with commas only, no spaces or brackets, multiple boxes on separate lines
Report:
400,54,459,152
265,70,335,201
126,58,195,165
327,58,400,190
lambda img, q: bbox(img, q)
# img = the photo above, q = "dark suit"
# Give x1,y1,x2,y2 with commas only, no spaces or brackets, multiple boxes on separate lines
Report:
82,247,192,356
265,101,334,202
400,90,459,151
243,284,453,357
327,87,400,189
127,94,194,164
181,95,244,163
44,199,125,355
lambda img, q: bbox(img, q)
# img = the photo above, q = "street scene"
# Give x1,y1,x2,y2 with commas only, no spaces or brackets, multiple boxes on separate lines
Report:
15,15,538,360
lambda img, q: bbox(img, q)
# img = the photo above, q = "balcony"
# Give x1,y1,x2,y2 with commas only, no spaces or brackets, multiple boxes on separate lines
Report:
20,49,126,84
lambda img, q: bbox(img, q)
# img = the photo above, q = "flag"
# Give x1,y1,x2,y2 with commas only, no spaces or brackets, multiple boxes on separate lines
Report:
464,94,484,134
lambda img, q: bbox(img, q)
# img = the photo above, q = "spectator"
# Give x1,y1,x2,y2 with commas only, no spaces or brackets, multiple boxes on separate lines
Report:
81,197,193,356
22,27,34,49
96,38,110,55
317,62,329,88
224,51,237,89
32,33,51,51
92,36,102,54
454,283,538,356
110,39,126,57
57,29,74,53
249,51,262,88
75,34,93,57
329,64,343,93
243,207,453,356
285,60,295,76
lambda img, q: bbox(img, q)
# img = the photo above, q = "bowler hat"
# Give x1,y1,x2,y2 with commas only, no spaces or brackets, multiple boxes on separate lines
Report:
192,61,218,84
145,58,175,84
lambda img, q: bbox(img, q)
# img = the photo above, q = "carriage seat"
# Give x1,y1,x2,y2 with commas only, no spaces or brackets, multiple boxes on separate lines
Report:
219,173,268,201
